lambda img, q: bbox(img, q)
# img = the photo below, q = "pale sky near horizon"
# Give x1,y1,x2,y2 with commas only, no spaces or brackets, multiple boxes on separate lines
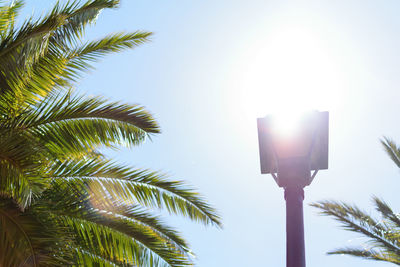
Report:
21,1,400,266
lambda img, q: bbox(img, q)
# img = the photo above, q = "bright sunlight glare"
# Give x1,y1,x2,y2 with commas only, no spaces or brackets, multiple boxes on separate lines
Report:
270,111,305,138
230,26,346,123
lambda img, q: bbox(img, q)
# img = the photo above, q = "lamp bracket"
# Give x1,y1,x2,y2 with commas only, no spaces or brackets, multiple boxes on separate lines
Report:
271,172,278,184
310,170,319,184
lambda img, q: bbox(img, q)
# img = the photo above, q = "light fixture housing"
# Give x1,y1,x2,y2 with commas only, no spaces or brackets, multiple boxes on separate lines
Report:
257,111,329,187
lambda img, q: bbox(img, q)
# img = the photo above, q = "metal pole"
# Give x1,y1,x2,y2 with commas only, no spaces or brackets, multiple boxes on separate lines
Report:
284,186,306,267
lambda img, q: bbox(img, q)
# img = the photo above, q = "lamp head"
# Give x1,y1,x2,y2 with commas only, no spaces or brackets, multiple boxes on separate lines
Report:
257,111,329,187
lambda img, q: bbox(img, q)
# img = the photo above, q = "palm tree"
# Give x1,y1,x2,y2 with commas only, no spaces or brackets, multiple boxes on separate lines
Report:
311,137,400,265
0,0,221,266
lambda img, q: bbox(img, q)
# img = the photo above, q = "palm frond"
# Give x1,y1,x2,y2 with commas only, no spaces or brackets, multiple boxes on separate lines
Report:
311,200,400,259
64,31,151,80
0,1,221,265
61,215,192,267
328,247,400,265
0,199,70,266
100,204,191,257
39,182,192,267
0,0,142,103
50,158,222,227
373,196,400,229
74,248,121,267
24,90,159,134
0,0,119,62
50,0,120,47
381,137,400,168
0,130,52,208
0,0,24,37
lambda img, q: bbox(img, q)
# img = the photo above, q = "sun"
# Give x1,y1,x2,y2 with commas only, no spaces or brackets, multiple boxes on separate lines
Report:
230,26,345,125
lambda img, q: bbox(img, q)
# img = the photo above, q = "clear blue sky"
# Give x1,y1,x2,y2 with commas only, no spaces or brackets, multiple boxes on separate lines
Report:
22,1,400,266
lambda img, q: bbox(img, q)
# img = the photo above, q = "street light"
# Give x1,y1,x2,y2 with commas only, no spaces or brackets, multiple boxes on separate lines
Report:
257,111,329,267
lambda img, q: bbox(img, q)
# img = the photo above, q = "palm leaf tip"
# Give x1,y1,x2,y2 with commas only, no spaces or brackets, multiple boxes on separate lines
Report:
49,159,222,228
66,31,153,76
327,248,400,264
311,200,400,264
372,196,400,229
373,196,393,216
25,91,161,150
129,173,223,228
381,136,400,168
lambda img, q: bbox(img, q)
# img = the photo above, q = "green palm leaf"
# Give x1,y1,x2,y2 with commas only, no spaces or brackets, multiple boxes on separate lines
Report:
0,1,221,265
327,248,400,265
0,0,23,37
311,199,400,264
313,138,400,265
0,199,72,266
381,137,400,168
39,181,193,266
50,158,222,227
24,91,159,134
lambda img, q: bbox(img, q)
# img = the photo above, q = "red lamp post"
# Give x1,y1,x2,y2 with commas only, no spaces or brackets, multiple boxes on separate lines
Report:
257,111,329,267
